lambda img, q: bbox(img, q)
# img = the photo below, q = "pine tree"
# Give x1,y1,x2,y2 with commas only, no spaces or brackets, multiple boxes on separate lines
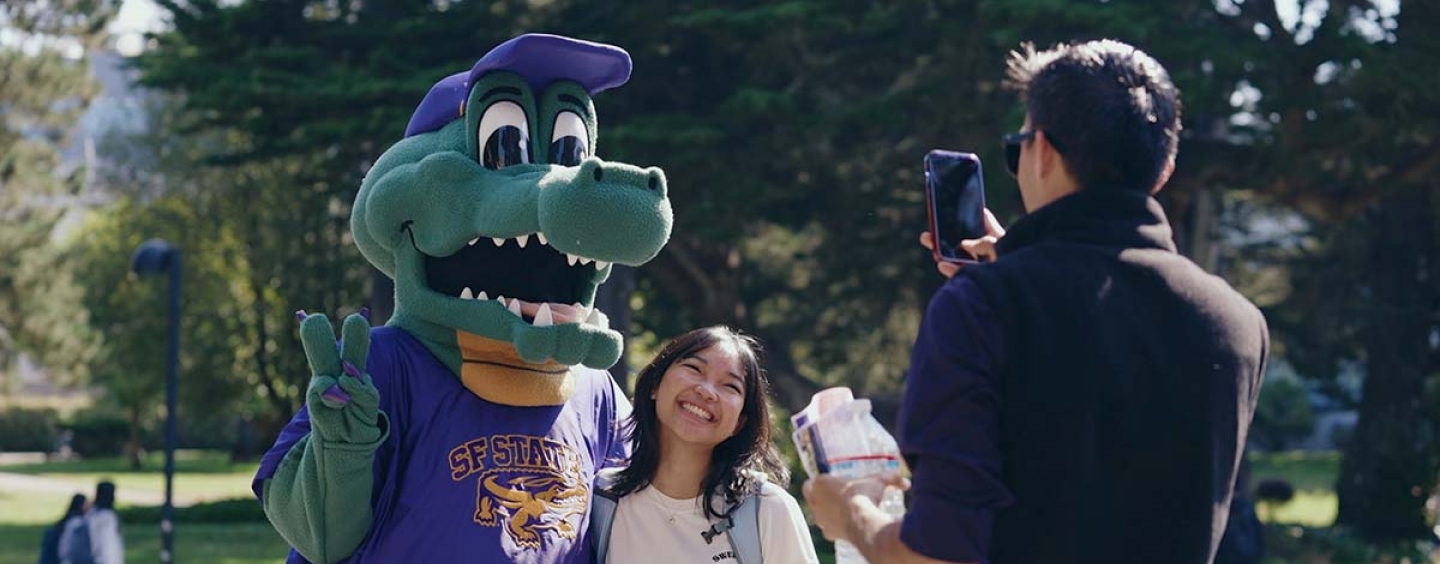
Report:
0,1,116,381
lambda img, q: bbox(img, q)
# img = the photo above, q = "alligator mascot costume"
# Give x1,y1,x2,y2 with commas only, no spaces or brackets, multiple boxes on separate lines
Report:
252,34,672,564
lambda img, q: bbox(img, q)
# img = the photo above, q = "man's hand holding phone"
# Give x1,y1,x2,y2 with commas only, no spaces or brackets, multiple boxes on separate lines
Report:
919,208,1005,278
922,149,1005,278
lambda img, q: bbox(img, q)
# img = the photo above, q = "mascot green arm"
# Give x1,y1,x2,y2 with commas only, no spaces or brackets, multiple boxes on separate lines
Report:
261,313,388,564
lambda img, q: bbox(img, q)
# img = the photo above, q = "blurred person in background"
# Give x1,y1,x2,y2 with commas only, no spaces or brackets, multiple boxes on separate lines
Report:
59,481,123,564
37,494,85,564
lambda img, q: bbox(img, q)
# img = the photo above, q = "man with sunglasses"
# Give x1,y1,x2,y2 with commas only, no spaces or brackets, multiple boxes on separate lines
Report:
805,40,1268,564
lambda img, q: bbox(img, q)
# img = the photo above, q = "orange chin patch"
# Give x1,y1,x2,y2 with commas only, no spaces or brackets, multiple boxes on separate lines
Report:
457,331,575,407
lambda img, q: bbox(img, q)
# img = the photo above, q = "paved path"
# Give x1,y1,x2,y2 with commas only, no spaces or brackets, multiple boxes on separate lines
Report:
0,452,48,465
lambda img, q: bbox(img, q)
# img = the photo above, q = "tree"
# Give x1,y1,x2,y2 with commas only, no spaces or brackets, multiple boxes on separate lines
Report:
555,0,1315,412
129,0,1440,539
62,195,250,468
575,4,1440,541
0,0,116,381
1184,0,1440,540
132,0,505,425
72,95,290,465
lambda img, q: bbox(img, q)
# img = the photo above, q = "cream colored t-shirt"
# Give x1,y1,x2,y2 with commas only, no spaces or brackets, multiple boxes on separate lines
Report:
607,481,819,563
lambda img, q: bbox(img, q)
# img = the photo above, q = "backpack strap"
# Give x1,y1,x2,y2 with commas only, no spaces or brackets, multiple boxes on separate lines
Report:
701,482,765,564
727,493,763,564
595,467,767,564
590,468,624,564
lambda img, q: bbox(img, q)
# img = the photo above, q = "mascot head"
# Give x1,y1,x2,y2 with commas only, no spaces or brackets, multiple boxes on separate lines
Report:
352,34,672,406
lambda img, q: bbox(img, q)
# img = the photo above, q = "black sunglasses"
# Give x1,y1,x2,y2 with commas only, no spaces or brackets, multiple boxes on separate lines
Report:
1002,130,1063,176
1002,131,1033,176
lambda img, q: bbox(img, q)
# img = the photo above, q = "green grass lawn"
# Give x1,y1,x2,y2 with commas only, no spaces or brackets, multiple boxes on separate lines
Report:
0,451,287,563
0,489,77,525
0,521,288,564
1249,450,1341,527
0,449,1347,563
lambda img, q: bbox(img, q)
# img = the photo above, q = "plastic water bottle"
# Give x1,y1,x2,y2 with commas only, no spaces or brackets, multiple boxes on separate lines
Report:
792,388,906,564
830,401,905,564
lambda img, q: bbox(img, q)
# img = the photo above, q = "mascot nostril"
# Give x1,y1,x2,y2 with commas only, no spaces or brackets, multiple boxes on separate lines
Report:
254,33,672,564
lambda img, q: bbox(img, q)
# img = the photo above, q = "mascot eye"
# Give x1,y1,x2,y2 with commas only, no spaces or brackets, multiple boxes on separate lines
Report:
478,101,531,170
549,111,589,167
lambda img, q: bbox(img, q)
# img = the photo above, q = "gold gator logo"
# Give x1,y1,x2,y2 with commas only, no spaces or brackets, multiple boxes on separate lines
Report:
449,434,589,548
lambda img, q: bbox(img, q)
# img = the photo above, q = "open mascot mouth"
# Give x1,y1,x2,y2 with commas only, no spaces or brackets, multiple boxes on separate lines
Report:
420,231,609,326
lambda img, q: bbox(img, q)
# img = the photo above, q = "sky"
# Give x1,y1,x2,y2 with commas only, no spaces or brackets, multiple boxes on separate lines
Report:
112,0,163,34
110,0,164,56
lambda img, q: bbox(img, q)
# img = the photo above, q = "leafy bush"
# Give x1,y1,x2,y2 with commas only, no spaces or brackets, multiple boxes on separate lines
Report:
174,413,241,451
0,407,61,451
1256,479,1298,504
1253,379,1318,451
117,498,265,523
1261,523,1433,564
67,409,134,458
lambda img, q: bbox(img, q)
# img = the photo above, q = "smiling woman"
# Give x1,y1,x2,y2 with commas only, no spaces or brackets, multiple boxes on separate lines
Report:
592,326,818,564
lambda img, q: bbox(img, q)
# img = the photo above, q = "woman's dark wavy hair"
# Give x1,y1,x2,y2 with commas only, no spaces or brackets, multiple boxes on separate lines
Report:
54,494,85,529
609,325,789,521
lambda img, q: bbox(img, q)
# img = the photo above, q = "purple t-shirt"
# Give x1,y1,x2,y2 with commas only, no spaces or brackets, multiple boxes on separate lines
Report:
253,326,629,564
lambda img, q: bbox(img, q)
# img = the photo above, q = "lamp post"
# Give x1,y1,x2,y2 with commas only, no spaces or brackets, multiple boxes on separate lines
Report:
131,239,181,564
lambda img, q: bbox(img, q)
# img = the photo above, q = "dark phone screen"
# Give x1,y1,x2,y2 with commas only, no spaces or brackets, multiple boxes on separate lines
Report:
927,152,986,260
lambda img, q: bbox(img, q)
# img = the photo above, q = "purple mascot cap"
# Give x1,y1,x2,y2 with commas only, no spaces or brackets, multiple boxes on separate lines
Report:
403,33,633,138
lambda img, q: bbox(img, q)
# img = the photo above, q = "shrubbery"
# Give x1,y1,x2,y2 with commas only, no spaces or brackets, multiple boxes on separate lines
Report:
118,498,265,523
1262,523,1434,563
0,407,61,452
1253,379,1318,451
0,404,261,461
67,408,133,458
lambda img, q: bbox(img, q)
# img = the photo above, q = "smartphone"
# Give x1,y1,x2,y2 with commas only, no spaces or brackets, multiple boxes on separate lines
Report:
924,150,987,264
